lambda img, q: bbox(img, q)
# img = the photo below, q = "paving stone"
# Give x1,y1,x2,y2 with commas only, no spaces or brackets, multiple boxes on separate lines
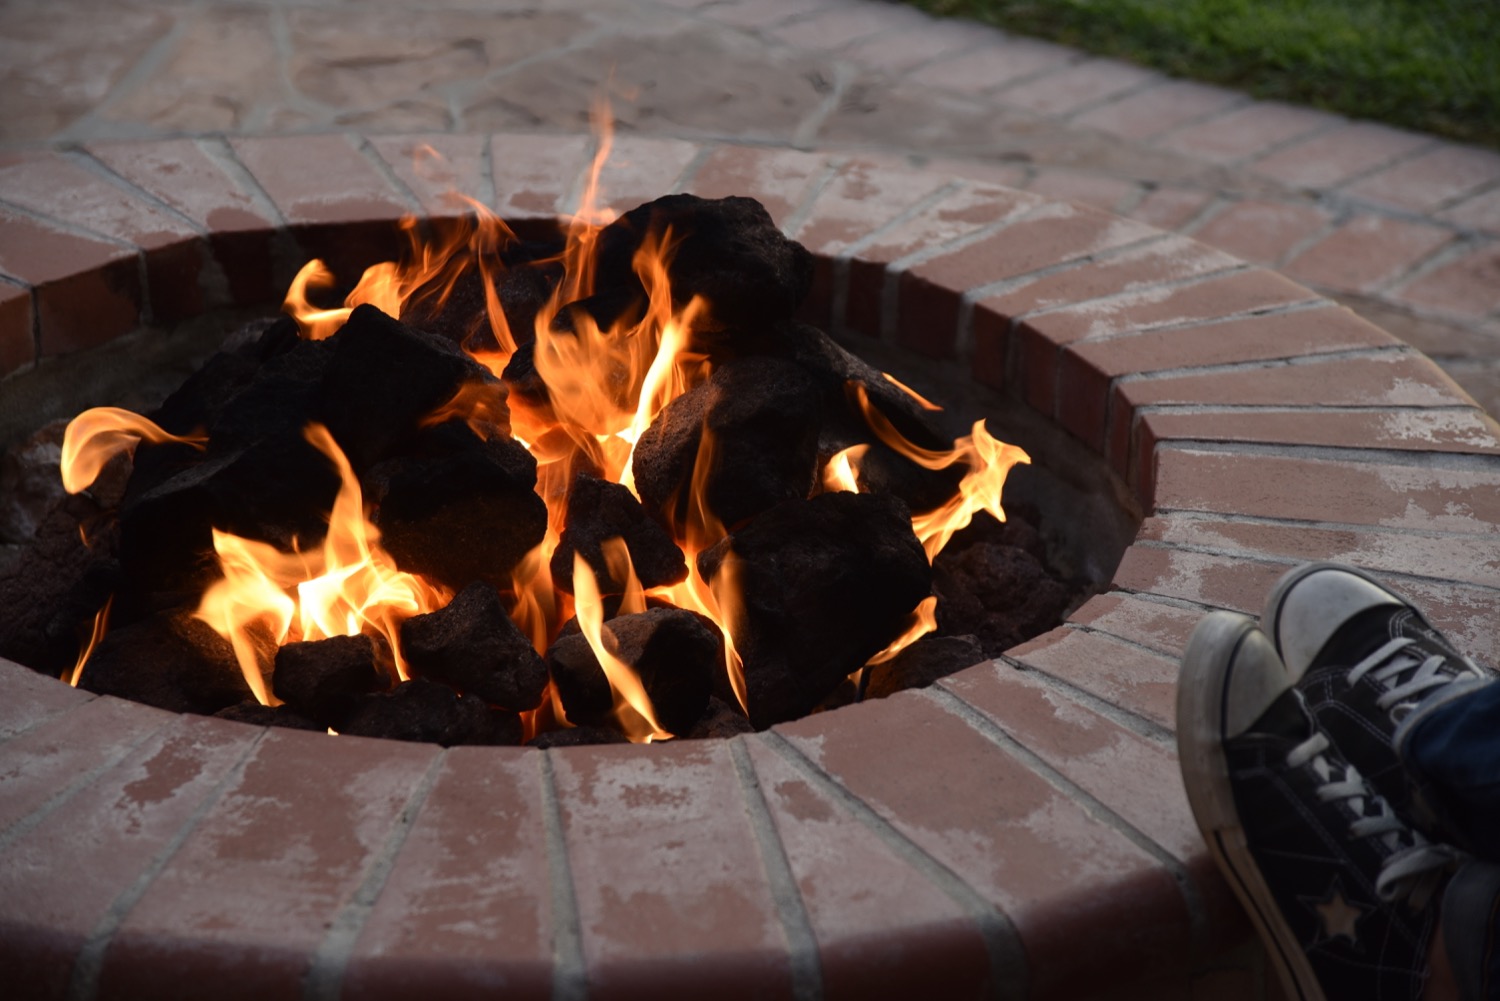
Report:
1190,199,1333,267
1024,169,1138,212
996,58,1158,117
0,278,34,377
1066,593,1204,657
0,714,258,1001
0,152,200,250
769,1,922,52
708,0,829,30
741,738,992,1001
776,690,1193,998
85,139,275,234
1396,243,1500,320
491,132,591,221
1071,80,1242,142
96,729,441,1001
1439,185,1500,236
908,36,1077,93
843,15,988,73
1284,214,1454,293
0,4,173,140
1133,406,1500,459
0,657,96,741
228,134,411,227
1344,145,1500,212
343,747,552,1001
687,145,830,227
549,740,793,999
368,134,489,218
793,157,948,255
595,134,704,213
816,76,1035,154
1120,351,1467,410
1125,186,1215,231
1154,102,1339,166
1248,122,1432,190
1001,626,1180,733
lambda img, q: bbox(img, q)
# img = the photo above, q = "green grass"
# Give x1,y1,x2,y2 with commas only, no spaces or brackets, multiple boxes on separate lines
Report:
905,0,1500,148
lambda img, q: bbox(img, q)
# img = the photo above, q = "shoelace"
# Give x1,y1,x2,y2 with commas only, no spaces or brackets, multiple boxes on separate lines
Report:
1287,731,1454,907
1347,637,1487,721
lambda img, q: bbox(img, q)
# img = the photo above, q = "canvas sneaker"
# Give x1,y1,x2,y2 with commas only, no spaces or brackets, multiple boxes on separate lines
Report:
1261,562,1495,836
1178,611,1459,1001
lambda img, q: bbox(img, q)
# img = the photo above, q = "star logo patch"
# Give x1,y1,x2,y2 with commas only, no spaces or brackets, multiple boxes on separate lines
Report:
1301,877,1372,947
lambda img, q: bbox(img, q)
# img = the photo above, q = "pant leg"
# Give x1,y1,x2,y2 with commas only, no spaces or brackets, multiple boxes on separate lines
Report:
1401,681,1500,864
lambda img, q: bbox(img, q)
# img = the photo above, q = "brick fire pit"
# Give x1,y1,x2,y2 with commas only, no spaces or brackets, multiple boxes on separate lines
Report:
2,133,1498,1001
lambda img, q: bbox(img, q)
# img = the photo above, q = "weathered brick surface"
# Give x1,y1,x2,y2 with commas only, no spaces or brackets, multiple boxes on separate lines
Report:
0,658,97,742
1284,215,1453,292
1191,200,1333,267
1071,80,1242,142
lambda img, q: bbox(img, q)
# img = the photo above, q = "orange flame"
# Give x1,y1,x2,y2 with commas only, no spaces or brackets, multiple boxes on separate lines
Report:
572,549,670,742
67,595,113,687
865,595,939,667
60,407,206,494
194,423,448,704
851,385,1031,561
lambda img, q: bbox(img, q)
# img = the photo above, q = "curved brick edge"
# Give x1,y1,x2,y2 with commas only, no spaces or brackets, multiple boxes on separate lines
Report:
2,133,1499,1001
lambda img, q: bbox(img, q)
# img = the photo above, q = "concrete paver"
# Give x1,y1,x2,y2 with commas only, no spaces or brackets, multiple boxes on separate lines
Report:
0,0,1495,415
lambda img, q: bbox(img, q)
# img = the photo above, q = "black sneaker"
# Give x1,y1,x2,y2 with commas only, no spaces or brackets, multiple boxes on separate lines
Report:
1261,562,1495,833
1178,612,1459,1001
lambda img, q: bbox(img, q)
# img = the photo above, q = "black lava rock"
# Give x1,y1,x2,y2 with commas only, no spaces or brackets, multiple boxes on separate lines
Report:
399,582,548,712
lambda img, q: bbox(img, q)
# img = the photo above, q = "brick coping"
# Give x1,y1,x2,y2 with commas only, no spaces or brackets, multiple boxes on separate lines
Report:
2,132,1500,1001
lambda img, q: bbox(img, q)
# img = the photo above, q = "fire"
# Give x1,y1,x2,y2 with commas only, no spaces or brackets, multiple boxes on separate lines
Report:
60,407,206,494
571,547,669,742
67,596,113,687
194,423,448,705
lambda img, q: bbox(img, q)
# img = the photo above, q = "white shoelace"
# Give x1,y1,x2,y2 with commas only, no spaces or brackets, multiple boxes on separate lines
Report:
1347,637,1487,721
1286,731,1454,907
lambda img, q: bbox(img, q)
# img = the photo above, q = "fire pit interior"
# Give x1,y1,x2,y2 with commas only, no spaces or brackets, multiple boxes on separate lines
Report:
0,140,1136,751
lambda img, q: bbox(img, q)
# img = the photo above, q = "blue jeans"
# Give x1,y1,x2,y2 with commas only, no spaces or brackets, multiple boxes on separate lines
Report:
1403,682,1500,1000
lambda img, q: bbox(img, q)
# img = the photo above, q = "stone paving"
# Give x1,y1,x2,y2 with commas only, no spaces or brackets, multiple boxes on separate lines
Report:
3,0,1498,413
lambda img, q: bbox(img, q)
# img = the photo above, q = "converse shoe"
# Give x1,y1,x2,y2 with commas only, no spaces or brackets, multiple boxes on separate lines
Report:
1178,612,1459,1001
1261,562,1495,836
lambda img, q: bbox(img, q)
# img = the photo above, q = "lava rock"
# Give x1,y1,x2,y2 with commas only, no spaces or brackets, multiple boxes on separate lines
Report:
549,474,687,594
339,677,521,746
213,700,325,732
400,256,560,355
863,634,987,700
684,696,754,740
546,606,719,736
319,304,501,469
271,633,389,726
933,542,1072,657
399,582,548,712
527,725,629,748
77,611,254,715
368,422,548,590
697,491,932,728
632,356,821,531
589,194,814,335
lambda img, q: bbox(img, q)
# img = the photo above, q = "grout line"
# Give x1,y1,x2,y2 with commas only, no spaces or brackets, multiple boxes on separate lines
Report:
1112,343,1412,383
1015,260,1255,325
923,685,1211,954
349,134,425,216
729,739,823,1001
783,156,844,237
835,178,962,260
61,147,211,236
670,141,719,195
996,654,1177,746
1224,114,1350,172
303,749,448,1001
477,134,498,212
1327,138,1445,194
66,727,270,1001
195,136,290,228
1381,234,1481,298
52,15,188,145
1155,436,1500,472
1055,73,1165,124
1072,297,1334,346
1149,507,1500,543
760,729,1029,1001
792,62,855,151
1142,93,1255,148
539,751,588,1001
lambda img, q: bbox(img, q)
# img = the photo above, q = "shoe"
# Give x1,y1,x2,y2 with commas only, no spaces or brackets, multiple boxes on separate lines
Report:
1178,611,1458,1001
1261,562,1495,830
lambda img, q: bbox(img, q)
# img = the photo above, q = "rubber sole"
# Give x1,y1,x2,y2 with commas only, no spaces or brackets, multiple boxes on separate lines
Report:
1176,611,1325,1001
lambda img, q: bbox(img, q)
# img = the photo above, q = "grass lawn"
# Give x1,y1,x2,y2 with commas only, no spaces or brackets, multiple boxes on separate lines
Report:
904,0,1500,148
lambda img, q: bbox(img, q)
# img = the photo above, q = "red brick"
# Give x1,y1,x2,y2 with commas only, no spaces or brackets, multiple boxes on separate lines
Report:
0,715,259,1001
549,740,793,1001
844,17,984,73
86,139,275,234
997,58,1158,117
0,695,171,834
0,210,141,355
0,657,96,741
1001,626,1182,731
0,278,33,376
1071,81,1242,142
1249,123,1431,190
1024,268,1317,346
0,151,200,250
981,235,1238,321
1113,544,1287,618
98,729,441,1001
596,135,704,215
921,156,1030,190
1284,214,1452,292
1139,513,1500,591
230,134,408,225
909,37,1077,93
1066,593,1204,657
1156,102,1338,165
970,301,1011,390
1122,351,1467,409
1396,243,1500,320
777,690,1193,999
344,747,551,1001
491,132,590,220
1191,199,1333,266
1151,445,1500,535
1439,185,1500,236
368,134,487,218
1126,186,1215,231
794,158,948,256
687,145,829,227
1135,406,1500,459
1343,145,1500,212
1024,169,1139,212
770,2,917,52
707,0,826,29
741,738,992,1001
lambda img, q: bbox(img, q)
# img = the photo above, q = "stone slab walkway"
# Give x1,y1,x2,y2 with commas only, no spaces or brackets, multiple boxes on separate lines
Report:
3,0,1498,414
